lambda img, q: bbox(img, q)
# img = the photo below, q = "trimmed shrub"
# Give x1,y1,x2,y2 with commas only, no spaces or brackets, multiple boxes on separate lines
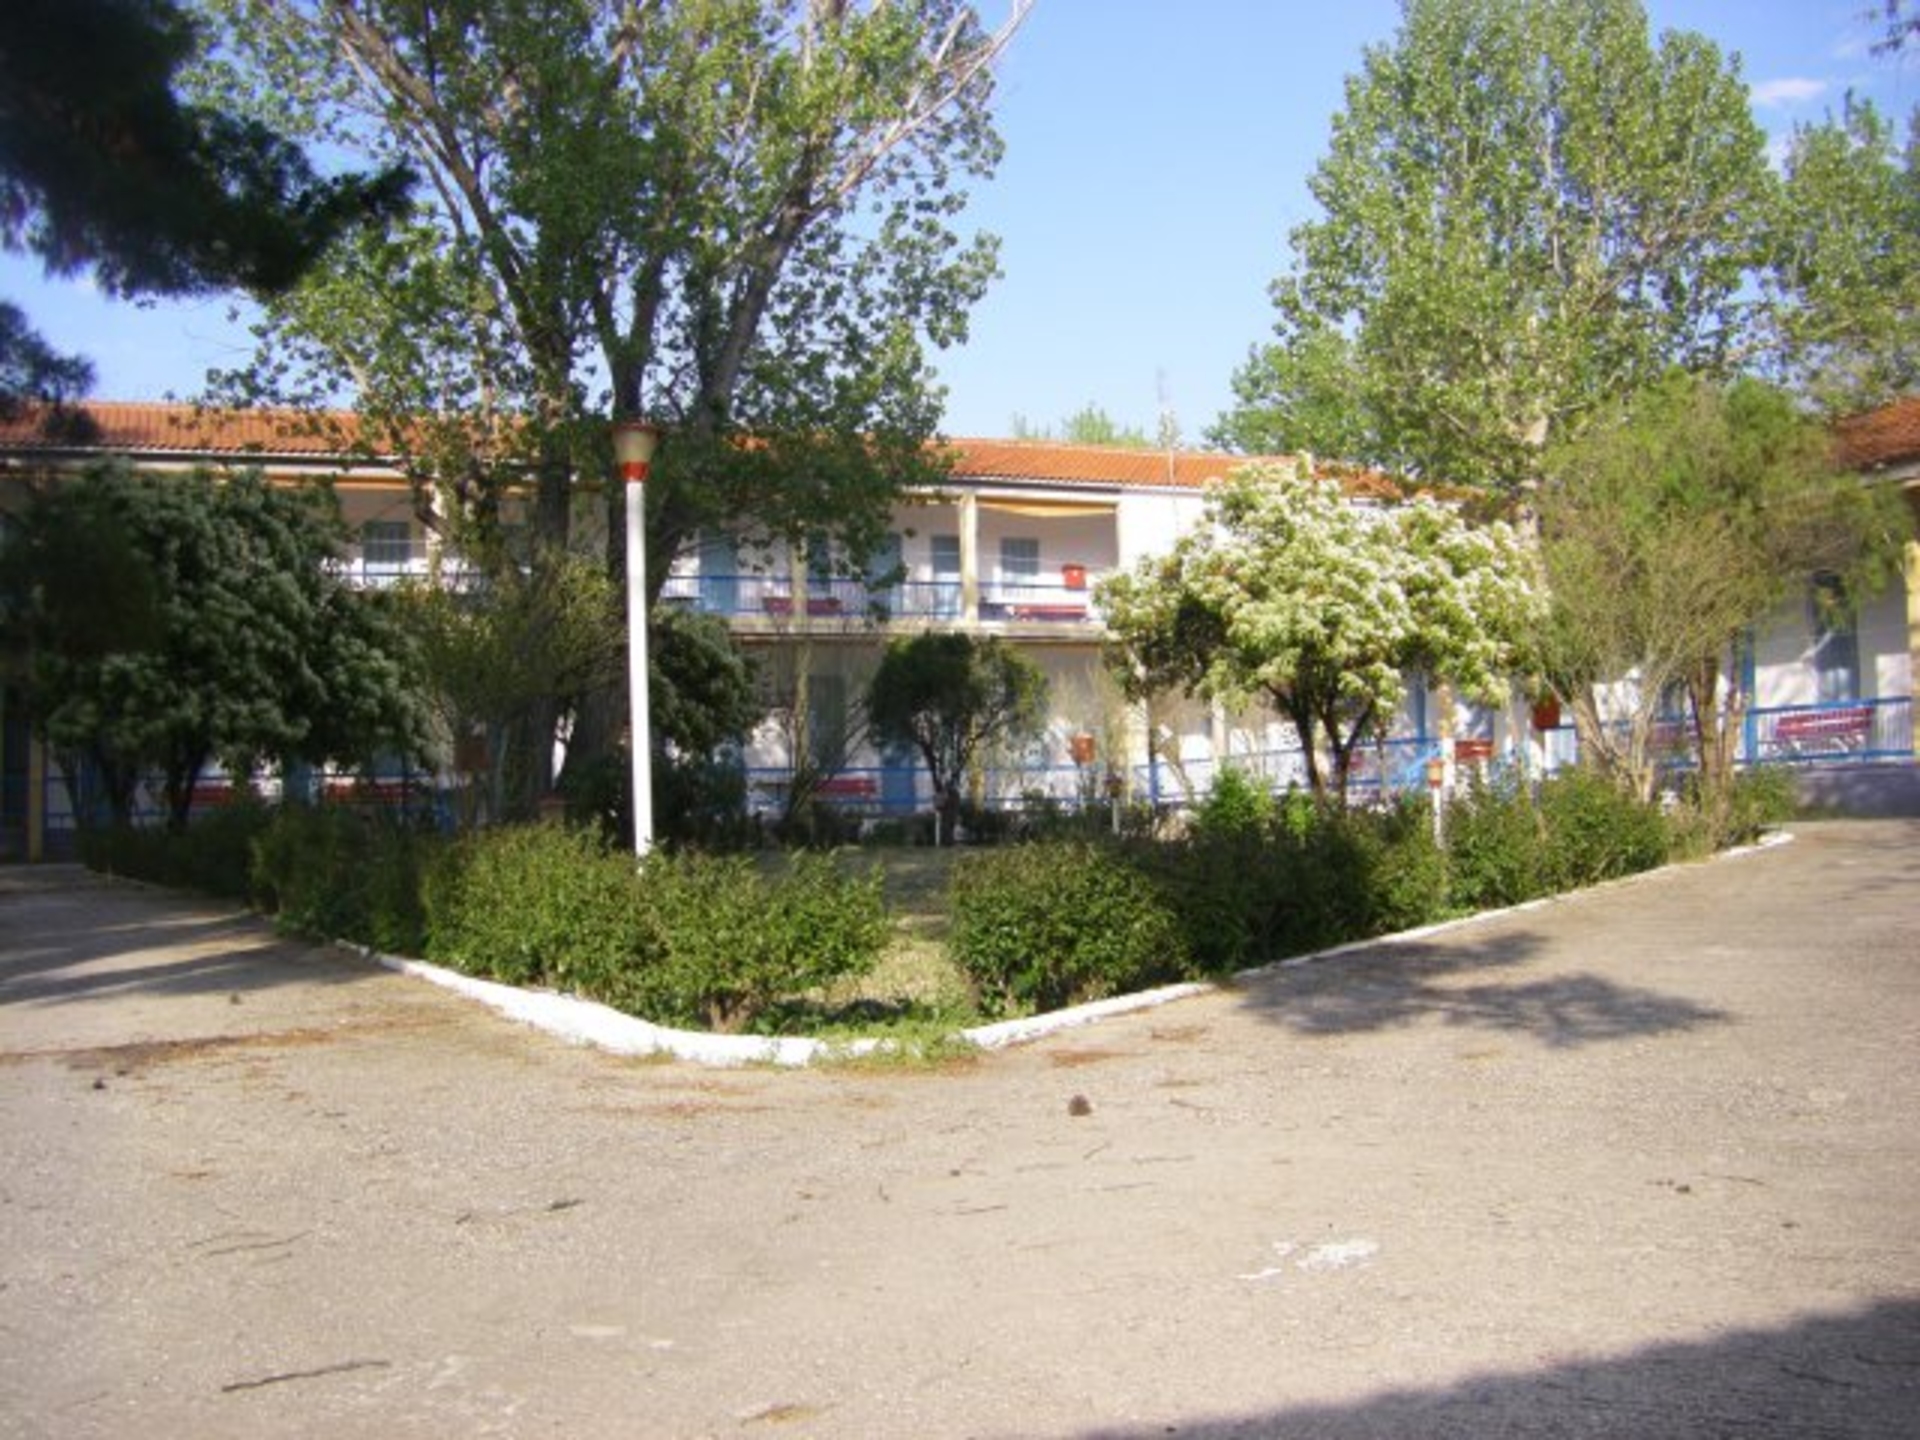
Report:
949,841,1192,1017
1190,765,1275,841
252,805,436,954
1538,767,1673,888
1351,796,1451,936
80,799,276,901
421,822,654,991
1443,769,1548,911
637,851,889,1032
420,827,889,1034
1718,766,1797,847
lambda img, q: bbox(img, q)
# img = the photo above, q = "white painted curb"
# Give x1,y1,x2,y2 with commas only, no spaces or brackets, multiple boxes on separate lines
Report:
348,829,1794,1068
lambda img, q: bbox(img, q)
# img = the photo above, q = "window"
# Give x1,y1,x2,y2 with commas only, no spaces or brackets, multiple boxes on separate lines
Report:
360,520,413,578
865,533,903,617
999,536,1040,582
698,531,738,613
1809,573,1859,704
931,534,961,618
807,673,848,770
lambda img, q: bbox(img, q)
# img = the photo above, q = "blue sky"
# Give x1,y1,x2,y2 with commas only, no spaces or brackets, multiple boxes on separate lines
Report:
3,1,1912,443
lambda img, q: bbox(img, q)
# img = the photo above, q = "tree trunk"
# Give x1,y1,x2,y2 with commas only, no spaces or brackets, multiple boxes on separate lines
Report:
1686,658,1738,840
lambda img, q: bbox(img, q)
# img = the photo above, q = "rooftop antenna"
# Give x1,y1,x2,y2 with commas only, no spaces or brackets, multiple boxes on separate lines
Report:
1156,369,1179,486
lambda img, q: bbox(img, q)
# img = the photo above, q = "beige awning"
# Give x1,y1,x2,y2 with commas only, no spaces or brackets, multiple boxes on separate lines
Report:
977,498,1117,518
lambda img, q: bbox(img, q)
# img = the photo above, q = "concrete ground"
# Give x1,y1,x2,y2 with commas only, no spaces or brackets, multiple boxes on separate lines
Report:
1,821,1917,1439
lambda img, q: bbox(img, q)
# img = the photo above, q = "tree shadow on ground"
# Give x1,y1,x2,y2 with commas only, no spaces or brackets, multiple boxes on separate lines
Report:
1232,931,1728,1049
1065,1296,1920,1439
0,878,371,1007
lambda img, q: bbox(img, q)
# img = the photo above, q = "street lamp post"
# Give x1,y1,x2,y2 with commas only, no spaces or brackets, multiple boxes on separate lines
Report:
613,419,661,857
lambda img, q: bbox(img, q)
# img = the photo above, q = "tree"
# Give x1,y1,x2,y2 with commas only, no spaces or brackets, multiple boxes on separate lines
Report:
1100,465,1543,806
867,632,1046,843
0,464,428,831
400,556,627,828
1216,0,1770,488
196,0,1030,800
1766,96,1920,414
0,302,94,432
1535,373,1909,824
1009,403,1165,448
1874,0,1920,55
0,0,410,420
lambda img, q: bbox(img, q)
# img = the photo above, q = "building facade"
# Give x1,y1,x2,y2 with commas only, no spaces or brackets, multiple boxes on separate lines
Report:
3,400,1915,855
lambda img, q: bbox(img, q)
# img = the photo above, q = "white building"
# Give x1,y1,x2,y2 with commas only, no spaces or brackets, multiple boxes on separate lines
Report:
2,400,1914,854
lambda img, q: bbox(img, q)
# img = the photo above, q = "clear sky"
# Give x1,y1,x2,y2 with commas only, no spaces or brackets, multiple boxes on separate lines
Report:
2,1,1912,444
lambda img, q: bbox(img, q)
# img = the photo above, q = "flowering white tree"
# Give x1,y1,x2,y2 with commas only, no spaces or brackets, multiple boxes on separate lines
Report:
1100,465,1544,805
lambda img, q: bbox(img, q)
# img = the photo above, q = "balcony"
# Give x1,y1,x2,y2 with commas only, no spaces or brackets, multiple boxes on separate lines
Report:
335,554,430,589
659,572,1106,633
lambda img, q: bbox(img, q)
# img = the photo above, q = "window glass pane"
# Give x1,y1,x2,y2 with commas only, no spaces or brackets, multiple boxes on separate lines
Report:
930,535,961,618
807,673,848,769
1809,575,1859,703
361,520,412,572
1000,536,1039,579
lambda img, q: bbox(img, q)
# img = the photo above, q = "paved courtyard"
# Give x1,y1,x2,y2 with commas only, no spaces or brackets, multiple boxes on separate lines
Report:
2,821,1917,1438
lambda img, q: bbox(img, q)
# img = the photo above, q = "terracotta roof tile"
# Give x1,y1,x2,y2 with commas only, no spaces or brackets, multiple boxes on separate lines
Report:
0,401,378,458
0,401,1407,496
1834,395,1920,472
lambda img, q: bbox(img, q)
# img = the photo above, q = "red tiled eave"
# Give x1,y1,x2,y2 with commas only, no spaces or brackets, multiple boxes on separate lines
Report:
0,400,1411,497
0,401,383,460
1834,395,1920,472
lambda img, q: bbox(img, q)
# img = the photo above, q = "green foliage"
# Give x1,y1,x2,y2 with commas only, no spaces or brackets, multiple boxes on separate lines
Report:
422,825,889,1033
1767,96,1920,413
251,805,436,955
1191,766,1275,840
0,301,93,428
650,604,761,761
1222,0,1770,484
423,823,654,992
1100,465,1542,804
1,463,428,831
1443,770,1549,911
1719,766,1797,845
198,0,1017,614
638,852,890,1033
1537,768,1674,889
1148,827,1284,972
1343,798,1452,937
949,842,1193,1018
867,632,1049,842
400,555,624,824
1011,403,1156,448
1538,373,1909,805
0,0,408,300
79,798,276,901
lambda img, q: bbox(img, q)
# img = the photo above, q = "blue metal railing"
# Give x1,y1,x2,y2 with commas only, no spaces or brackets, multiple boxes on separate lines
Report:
1531,696,1913,775
1748,697,1911,763
659,573,1101,626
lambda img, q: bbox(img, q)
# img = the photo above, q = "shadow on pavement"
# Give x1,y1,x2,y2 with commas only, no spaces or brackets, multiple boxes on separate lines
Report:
0,873,371,1007
1073,1296,1920,1439
1233,931,1728,1048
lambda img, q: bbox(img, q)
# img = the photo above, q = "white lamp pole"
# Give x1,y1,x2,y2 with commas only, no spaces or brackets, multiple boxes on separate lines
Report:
613,419,661,857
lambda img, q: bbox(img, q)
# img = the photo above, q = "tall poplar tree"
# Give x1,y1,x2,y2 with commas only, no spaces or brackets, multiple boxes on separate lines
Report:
196,0,1028,803
1215,0,1770,489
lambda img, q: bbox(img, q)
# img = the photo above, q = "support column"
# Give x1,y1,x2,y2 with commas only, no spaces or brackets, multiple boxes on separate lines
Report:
27,733,45,864
959,492,980,625
1906,537,1920,758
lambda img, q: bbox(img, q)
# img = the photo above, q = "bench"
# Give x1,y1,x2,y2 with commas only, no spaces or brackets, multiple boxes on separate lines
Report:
814,775,879,801
1007,603,1088,623
1768,705,1873,757
762,596,844,617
